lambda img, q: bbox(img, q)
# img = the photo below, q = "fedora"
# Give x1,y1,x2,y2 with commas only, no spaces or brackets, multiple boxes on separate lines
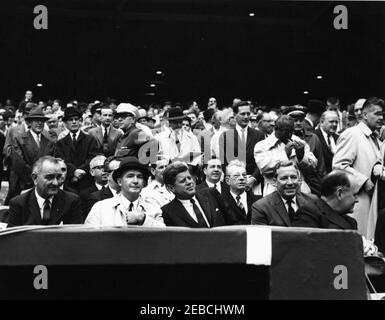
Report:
166,107,187,121
25,107,49,121
112,156,151,183
63,107,82,121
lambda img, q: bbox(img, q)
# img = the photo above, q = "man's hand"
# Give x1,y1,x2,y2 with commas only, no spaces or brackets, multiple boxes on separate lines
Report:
74,169,86,179
373,164,384,179
364,179,375,192
293,140,305,162
285,141,295,158
245,175,256,191
125,211,146,225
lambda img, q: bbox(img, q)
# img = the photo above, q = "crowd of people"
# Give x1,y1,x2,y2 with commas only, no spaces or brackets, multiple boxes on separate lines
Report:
0,91,384,255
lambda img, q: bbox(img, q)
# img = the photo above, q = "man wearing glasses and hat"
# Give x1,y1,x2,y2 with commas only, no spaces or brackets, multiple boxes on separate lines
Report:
85,156,165,227
11,106,55,191
114,103,155,160
55,107,99,193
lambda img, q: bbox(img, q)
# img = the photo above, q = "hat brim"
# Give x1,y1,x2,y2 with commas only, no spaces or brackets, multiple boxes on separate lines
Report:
167,115,188,121
25,116,49,121
112,163,151,183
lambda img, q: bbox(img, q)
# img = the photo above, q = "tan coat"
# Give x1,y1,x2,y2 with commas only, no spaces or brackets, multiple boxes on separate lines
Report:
332,122,382,238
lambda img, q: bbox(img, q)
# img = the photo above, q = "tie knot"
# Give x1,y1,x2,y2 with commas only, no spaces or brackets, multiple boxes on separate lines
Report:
190,198,196,205
128,202,134,211
236,195,241,201
44,199,50,207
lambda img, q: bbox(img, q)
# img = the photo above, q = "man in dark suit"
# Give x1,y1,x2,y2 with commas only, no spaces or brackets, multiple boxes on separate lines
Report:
251,160,317,226
210,160,261,225
79,155,108,219
7,156,82,227
219,101,265,190
162,161,225,228
293,170,358,230
88,106,122,157
314,111,340,173
11,107,55,191
196,158,229,195
55,107,99,193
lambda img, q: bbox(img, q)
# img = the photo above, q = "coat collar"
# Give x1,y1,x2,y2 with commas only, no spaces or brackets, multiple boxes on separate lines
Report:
358,122,373,137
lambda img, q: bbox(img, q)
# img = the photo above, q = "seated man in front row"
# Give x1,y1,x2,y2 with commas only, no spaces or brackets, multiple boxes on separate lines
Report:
251,160,317,226
85,156,165,227
8,156,83,227
162,161,225,228
292,170,358,230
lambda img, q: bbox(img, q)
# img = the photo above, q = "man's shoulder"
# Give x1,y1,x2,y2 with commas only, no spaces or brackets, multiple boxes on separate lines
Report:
58,189,80,202
87,126,100,135
9,189,33,206
253,191,279,206
161,197,178,211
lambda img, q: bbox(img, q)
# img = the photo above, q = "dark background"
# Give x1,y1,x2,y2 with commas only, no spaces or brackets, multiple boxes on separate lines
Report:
0,1,384,107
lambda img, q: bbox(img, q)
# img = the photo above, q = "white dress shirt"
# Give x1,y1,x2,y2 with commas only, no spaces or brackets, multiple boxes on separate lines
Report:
230,190,248,214
320,127,336,154
29,130,41,147
205,180,222,194
178,197,210,227
281,196,298,213
35,189,53,219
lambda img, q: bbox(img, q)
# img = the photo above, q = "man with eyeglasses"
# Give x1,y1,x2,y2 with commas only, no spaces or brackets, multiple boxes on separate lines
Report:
254,115,318,196
114,103,154,161
256,112,274,138
55,107,99,194
79,155,108,219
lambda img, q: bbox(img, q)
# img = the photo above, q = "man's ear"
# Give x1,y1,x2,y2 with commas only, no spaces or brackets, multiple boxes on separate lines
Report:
272,177,278,188
90,169,95,177
117,177,122,188
225,176,230,186
150,167,156,176
336,188,343,200
203,167,207,176
31,173,38,186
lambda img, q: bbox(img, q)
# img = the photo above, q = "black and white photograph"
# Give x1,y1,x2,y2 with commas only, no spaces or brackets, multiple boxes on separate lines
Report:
0,0,384,304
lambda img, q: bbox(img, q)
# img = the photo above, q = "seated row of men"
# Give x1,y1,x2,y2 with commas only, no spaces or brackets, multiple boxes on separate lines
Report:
7,155,361,236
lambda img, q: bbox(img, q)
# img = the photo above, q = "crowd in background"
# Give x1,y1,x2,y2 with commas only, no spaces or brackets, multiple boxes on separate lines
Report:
0,91,384,255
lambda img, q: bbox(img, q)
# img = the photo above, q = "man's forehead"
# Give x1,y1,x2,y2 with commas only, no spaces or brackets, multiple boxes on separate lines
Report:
228,166,246,175
109,161,121,170
123,169,143,175
238,106,250,113
277,166,298,176
207,159,221,166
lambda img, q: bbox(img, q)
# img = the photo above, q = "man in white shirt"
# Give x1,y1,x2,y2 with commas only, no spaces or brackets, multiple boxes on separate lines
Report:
196,158,228,195
142,157,174,208
161,161,225,228
85,156,165,227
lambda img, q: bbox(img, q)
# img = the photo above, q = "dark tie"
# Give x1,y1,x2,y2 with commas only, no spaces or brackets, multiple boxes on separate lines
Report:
236,194,246,215
72,133,77,146
214,183,218,191
103,127,108,143
125,202,134,225
327,134,331,146
190,198,208,228
42,199,51,225
287,198,297,222
371,132,380,150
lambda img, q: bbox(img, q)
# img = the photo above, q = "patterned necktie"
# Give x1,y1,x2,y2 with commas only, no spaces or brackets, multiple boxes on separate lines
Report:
42,199,51,225
287,198,297,222
190,198,208,227
236,194,246,214
125,202,134,225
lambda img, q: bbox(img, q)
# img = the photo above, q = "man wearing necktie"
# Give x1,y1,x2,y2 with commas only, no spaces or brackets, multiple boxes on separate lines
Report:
251,160,318,226
7,156,83,227
333,97,383,239
12,107,55,191
196,158,229,195
315,111,340,173
161,161,225,228
85,156,165,227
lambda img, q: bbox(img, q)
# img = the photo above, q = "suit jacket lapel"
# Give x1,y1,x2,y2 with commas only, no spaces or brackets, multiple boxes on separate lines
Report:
317,199,352,229
226,190,246,220
196,193,213,226
28,190,42,224
246,127,253,150
50,190,64,224
96,127,103,145
272,192,291,226
174,199,200,226
25,131,39,153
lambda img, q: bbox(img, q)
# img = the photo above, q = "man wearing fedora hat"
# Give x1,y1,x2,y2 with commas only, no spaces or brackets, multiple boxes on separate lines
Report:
154,106,202,166
55,107,99,193
114,103,155,160
11,106,55,191
85,156,165,227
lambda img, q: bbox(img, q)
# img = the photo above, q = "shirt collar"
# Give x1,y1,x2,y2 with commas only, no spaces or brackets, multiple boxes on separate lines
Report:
68,130,80,139
230,190,246,201
34,189,53,209
178,196,196,205
236,124,247,133
358,122,373,137
29,129,40,140
280,195,297,206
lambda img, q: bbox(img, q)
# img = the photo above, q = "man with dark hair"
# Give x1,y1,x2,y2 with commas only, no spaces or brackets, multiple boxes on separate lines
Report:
256,112,274,138
326,97,346,133
315,111,340,173
304,99,324,131
293,170,358,229
333,97,383,239
18,90,34,113
196,158,228,195
251,160,317,226
219,101,265,192
85,156,164,227
83,101,102,133
55,107,99,193
187,110,205,132
88,106,122,157
7,156,82,227
254,115,318,195
161,161,225,228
